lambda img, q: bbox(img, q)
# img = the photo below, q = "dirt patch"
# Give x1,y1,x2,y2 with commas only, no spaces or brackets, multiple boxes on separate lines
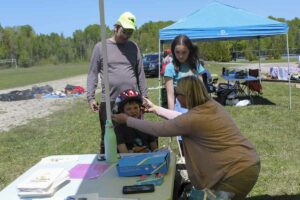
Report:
0,75,89,132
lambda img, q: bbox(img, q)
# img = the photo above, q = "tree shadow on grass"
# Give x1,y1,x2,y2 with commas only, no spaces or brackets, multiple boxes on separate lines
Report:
247,194,300,200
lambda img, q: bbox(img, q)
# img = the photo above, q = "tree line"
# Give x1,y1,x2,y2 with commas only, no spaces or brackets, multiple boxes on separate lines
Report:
0,17,299,68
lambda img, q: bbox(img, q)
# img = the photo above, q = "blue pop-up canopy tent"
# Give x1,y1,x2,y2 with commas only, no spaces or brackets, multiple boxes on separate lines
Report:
158,2,292,108
159,2,288,42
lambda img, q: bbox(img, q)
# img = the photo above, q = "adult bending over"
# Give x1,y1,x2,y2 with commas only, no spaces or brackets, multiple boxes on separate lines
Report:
112,76,260,200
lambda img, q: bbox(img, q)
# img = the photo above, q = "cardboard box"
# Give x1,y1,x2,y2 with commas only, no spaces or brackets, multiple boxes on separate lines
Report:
117,150,170,177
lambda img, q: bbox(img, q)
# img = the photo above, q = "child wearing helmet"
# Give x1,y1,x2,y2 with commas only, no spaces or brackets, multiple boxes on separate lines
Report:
114,89,158,153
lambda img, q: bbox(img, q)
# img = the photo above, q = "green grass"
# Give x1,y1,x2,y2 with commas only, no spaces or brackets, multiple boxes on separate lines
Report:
0,62,89,90
1,65,300,199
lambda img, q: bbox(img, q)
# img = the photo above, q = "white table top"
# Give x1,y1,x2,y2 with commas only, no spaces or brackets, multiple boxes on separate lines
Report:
0,153,176,200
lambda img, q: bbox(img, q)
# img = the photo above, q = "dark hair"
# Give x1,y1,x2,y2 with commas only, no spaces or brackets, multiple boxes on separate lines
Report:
171,34,200,71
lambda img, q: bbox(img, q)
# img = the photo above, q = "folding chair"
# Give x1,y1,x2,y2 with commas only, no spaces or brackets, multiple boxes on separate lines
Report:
246,69,262,95
201,71,216,94
171,100,190,199
215,83,238,105
173,99,187,163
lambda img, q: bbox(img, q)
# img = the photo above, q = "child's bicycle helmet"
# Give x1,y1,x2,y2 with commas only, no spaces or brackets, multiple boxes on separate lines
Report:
114,89,142,113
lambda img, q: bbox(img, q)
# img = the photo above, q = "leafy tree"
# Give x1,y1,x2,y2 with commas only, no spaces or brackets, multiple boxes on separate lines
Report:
16,25,35,66
199,41,232,62
287,18,300,54
18,49,31,67
0,26,8,59
0,17,299,67
83,24,111,59
138,21,174,53
73,30,86,61
2,28,18,60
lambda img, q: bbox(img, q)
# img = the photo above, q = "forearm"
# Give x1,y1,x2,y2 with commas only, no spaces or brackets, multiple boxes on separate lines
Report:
86,72,98,103
137,47,148,97
138,63,147,97
126,117,184,137
165,78,174,110
156,106,182,119
87,44,101,102
117,144,129,153
167,95,175,110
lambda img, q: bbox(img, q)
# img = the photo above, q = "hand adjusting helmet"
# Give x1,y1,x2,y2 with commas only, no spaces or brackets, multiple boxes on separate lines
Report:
114,89,142,113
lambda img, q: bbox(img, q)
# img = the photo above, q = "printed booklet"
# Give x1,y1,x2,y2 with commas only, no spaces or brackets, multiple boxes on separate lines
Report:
17,168,69,197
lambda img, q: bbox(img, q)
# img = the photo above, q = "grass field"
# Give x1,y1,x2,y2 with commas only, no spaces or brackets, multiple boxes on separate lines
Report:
0,63,300,199
0,62,89,90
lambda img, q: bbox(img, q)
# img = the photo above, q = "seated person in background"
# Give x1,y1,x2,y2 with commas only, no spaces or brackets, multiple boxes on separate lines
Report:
114,89,158,153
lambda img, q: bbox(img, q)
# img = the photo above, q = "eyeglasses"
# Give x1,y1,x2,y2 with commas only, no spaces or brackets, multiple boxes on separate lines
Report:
121,27,133,37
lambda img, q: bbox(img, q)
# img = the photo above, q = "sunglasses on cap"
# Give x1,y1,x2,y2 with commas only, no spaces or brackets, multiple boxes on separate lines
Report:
121,27,133,36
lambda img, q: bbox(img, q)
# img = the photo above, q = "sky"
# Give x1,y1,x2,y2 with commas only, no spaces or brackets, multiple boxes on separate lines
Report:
0,0,299,37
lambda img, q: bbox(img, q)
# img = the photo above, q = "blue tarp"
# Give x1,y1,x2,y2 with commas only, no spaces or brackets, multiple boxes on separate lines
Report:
159,2,288,42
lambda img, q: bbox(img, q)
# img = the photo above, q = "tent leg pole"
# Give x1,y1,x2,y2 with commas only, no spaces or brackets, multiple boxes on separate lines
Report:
158,41,162,107
286,33,291,110
99,0,112,119
258,37,262,83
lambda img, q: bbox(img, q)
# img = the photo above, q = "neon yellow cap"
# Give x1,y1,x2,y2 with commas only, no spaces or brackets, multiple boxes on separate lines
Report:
117,12,136,30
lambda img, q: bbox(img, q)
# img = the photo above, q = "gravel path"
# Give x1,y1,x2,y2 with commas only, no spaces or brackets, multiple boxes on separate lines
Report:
0,75,88,132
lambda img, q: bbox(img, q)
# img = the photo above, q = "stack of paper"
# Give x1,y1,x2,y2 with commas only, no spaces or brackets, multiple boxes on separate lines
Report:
17,168,69,198
40,155,79,164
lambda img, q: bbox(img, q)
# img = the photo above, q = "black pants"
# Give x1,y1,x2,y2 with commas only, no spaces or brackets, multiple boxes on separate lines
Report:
99,101,116,154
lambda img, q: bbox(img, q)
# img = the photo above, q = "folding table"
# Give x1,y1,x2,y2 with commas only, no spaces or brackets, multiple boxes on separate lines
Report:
0,153,176,200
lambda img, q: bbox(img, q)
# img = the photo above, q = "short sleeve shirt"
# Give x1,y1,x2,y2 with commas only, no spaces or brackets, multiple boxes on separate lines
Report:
164,63,205,86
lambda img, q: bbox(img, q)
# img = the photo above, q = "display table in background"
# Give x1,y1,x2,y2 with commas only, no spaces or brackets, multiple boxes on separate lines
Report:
0,153,176,200
222,74,258,101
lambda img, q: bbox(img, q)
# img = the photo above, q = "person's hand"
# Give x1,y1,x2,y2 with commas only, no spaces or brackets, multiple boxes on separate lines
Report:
132,146,150,153
142,97,159,114
112,113,129,124
89,100,99,112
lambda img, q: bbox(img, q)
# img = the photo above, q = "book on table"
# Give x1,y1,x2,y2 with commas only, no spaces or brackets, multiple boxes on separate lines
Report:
17,168,69,197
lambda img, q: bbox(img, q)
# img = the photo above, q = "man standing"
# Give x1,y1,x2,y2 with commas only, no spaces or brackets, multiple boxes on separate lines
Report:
87,12,147,153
